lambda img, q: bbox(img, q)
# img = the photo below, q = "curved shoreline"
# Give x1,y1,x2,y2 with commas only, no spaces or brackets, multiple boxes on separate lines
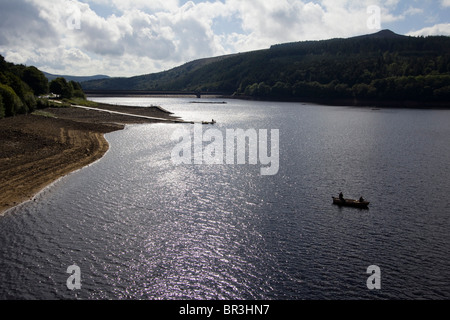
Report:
1,131,110,216
0,103,181,215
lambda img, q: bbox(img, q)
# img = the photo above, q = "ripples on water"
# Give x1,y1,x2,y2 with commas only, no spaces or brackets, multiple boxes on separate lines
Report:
1,98,450,299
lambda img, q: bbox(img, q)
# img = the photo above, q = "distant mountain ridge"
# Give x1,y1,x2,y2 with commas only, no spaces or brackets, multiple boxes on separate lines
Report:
269,29,408,50
43,72,110,83
352,29,407,39
81,30,450,106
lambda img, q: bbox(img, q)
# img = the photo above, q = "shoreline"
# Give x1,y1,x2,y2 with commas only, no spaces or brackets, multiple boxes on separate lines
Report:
0,102,181,215
86,91,450,109
223,95,450,109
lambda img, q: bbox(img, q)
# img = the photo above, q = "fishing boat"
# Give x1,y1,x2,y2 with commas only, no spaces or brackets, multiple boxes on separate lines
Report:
332,197,370,209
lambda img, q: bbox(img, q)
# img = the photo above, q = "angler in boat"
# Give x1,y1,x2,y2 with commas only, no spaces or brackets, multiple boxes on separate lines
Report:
333,193,370,208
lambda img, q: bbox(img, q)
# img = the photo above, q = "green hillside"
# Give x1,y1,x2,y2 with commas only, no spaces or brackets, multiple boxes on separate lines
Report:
82,30,450,106
42,71,110,83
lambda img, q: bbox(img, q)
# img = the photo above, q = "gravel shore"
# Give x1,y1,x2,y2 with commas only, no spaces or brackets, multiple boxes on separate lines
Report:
0,103,180,214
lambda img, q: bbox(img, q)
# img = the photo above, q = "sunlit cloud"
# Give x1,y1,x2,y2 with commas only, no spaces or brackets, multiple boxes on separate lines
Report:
408,23,450,37
441,0,450,8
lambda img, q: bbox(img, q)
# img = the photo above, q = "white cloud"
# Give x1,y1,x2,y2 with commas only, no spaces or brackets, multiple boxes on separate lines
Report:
407,23,450,37
0,0,440,77
0,0,57,47
404,7,423,16
441,0,450,7
3,51,28,65
83,0,181,13
110,0,181,12
224,0,393,49
0,0,230,76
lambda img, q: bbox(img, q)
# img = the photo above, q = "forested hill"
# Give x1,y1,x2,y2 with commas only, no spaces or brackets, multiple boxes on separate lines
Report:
42,71,110,83
82,30,450,106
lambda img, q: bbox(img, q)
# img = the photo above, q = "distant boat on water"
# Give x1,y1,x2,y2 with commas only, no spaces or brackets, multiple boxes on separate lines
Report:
190,101,227,104
332,196,370,209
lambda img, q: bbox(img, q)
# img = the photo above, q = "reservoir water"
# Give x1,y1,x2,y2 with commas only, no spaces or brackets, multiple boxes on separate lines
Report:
1,97,450,299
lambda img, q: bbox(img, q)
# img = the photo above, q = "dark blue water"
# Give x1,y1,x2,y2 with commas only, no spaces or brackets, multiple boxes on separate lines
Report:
1,98,449,299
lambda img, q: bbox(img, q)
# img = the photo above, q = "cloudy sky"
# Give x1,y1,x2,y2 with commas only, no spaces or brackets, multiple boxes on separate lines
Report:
1,0,449,77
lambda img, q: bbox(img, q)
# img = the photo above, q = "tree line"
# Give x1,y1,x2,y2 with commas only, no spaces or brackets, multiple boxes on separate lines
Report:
82,31,450,105
0,55,85,119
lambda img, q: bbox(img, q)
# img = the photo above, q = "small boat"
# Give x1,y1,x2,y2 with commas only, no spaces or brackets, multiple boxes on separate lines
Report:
332,197,370,209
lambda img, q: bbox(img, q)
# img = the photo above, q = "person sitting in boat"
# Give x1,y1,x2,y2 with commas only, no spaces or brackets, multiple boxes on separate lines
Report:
339,192,345,202
359,196,365,202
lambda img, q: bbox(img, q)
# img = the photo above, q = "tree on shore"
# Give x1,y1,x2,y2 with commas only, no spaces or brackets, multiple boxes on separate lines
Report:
69,80,86,99
50,77,73,99
0,54,49,117
0,83,25,117
49,77,86,99
22,66,49,96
